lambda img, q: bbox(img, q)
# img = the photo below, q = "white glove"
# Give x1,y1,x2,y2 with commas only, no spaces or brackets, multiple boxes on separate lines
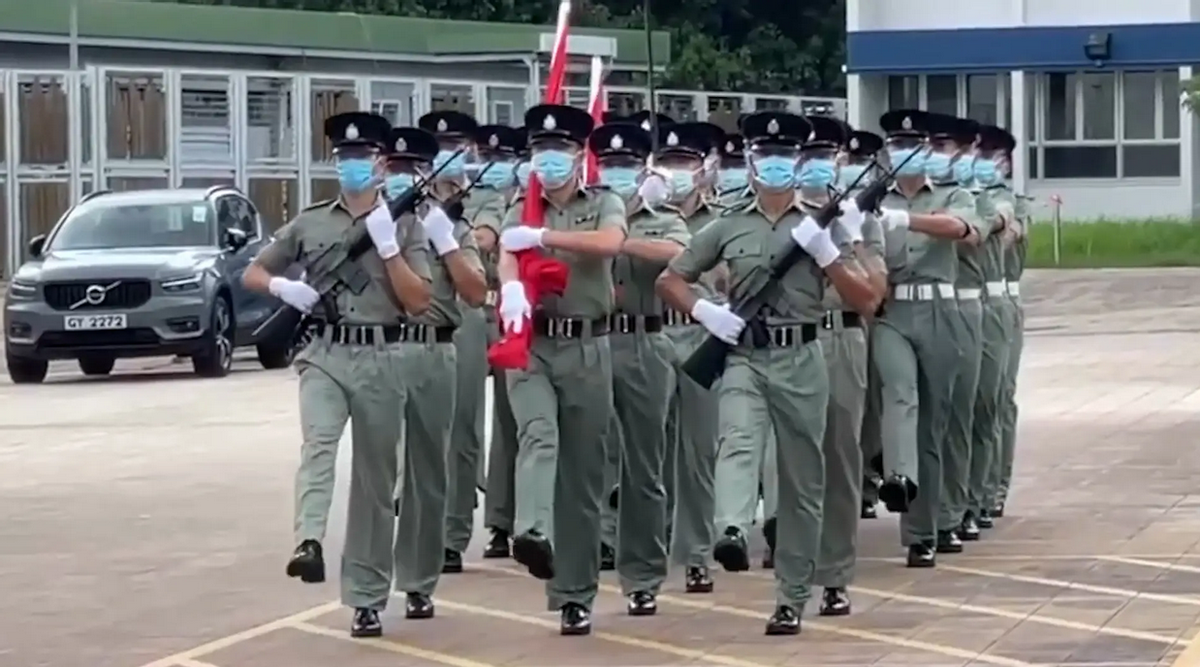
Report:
879,207,911,232
500,226,546,252
836,199,865,243
365,203,400,260
638,174,669,207
691,299,745,345
498,280,532,333
268,276,320,313
420,205,459,256
790,216,841,268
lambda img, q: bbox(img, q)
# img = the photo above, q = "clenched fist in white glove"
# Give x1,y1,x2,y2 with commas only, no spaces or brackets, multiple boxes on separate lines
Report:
789,215,841,268
365,203,400,260
269,276,320,313
498,280,532,333
878,207,911,232
692,298,746,345
500,226,546,252
421,205,459,256
836,199,865,243
638,174,669,207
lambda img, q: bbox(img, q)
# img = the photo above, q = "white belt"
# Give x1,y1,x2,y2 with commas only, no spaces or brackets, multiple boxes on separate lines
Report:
892,283,955,301
985,281,1007,297
484,290,498,307
1007,283,1021,297
957,288,982,300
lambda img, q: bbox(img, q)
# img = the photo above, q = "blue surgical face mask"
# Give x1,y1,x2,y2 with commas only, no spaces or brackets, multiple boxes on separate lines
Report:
384,173,414,199
838,164,868,190
516,162,531,190
531,150,576,189
924,152,953,181
433,149,466,178
750,155,798,190
797,158,836,190
974,158,1002,186
336,158,376,193
599,167,641,198
669,170,696,199
717,167,748,193
953,155,976,185
888,148,927,176
480,161,515,189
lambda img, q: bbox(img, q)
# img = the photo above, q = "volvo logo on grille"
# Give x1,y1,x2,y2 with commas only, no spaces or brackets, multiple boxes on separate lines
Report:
71,281,122,310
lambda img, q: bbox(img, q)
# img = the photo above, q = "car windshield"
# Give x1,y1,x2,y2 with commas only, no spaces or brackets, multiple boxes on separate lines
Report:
47,200,214,250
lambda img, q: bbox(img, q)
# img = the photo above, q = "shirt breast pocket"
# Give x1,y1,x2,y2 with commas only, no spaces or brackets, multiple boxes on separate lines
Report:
724,235,765,294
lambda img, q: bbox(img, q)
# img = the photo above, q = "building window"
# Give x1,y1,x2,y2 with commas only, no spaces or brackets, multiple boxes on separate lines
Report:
1029,69,1180,180
886,75,919,110
886,73,1009,123
967,75,998,125
926,75,957,115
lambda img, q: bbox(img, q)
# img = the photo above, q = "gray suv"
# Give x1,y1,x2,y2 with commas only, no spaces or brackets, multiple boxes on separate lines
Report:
4,186,298,383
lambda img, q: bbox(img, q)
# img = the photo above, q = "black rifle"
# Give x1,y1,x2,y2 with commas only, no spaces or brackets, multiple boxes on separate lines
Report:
680,153,915,389
253,150,477,346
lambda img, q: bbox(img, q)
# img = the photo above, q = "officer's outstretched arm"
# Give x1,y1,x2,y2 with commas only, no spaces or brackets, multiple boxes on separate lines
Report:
621,213,689,264
540,191,628,257
385,218,433,315
656,220,721,315
243,220,301,293
825,261,880,315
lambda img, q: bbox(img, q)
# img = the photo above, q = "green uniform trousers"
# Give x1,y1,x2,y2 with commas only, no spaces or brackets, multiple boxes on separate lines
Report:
600,414,621,549
484,317,519,533
610,329,675,594
995,295,1024,504
861,323,884,497
665,325,719,568
713,340,828,609
394,342,457,596
446,307,489,552
508,334,614,608
940,296,982,531
968,292,1012,514
294,334,413,610
759,322,867,587
872,293,960,547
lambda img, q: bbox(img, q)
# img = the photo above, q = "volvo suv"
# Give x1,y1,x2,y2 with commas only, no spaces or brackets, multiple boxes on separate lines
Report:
3,186,299,383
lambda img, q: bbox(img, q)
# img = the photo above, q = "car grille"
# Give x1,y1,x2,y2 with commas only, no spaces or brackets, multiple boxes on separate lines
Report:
38,328,161,350
43,279,153,311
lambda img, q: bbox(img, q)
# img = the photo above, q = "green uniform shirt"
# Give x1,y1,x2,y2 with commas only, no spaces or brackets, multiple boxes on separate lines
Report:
974,186,1008,281
1005,193,1030,282
255,197,432,324
669,201,725,304
879,180,985,285
410,208,484,327
669,199,826,325
467,188,509,289
801,196,885,311
614,207,690,315
501,186,628,319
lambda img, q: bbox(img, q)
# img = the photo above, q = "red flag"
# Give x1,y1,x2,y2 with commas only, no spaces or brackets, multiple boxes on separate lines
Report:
583,56,606,185
487,0,573,370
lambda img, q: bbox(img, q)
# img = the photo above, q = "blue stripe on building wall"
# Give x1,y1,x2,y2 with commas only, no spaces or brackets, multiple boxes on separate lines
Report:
847,23,1200,73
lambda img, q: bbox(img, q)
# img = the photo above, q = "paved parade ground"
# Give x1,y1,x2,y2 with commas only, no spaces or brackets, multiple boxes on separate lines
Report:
6,268,1200,667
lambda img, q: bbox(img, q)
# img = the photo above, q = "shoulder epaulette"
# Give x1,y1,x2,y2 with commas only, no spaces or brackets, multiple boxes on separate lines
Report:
299,198,335,213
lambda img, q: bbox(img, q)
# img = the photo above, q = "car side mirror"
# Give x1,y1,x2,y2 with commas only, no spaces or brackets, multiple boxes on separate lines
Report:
28,234,46,259
224,227,249,251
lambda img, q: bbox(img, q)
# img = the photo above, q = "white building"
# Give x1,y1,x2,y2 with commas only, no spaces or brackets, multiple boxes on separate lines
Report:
845,0,1199,220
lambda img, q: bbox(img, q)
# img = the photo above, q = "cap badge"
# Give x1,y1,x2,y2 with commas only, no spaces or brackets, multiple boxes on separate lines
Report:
610,134,624,150
345,123,359,140
489,134,500,148
395,137,407,152
901,116,913,131
640,119,652,131
437,118,448,132
808,129,816,141
767,118,779,135
543,114,557,131
667,132,679,147
725,140,734,153
849,137,859,150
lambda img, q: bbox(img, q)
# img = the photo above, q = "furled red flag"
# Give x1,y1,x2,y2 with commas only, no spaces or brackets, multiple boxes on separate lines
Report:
583,55,606,185
486,0,573,370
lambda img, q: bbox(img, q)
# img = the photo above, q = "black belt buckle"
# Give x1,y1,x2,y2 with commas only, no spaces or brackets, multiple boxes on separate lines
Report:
613,313,634,334
548,317,579,339
821,312,835,330
768,326,793,347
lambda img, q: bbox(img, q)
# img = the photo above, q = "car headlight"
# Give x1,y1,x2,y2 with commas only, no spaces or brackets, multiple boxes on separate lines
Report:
7,279,38,300
160,273,204,293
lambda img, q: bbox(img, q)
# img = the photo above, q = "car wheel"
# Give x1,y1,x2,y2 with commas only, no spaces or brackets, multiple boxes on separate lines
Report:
193,296,234,378
78,354,115,376
6,353,48,384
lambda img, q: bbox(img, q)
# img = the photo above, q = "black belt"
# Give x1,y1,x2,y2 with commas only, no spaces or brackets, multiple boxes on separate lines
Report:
314,322,455,345
609,313,663,334
749,323,818,348
531,315,610,339
663,309,698,327
821,311,862,329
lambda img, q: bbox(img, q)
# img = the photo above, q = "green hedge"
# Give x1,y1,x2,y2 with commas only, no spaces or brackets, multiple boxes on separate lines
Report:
1027,219,1200,268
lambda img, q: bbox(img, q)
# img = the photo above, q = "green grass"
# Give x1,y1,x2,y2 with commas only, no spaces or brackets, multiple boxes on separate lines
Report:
1027,219,1200,268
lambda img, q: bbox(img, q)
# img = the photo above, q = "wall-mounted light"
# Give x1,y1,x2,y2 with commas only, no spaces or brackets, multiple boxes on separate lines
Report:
1085,32,1112,65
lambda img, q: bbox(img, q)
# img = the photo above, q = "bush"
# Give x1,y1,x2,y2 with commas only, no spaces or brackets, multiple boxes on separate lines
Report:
1026,218,1200,268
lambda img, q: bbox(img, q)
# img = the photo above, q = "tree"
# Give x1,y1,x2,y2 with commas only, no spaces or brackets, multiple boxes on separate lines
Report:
1181,76,1200,116
166,0,847,95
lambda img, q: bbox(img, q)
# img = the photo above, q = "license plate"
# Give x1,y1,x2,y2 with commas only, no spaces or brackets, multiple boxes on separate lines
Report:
63,314,127,330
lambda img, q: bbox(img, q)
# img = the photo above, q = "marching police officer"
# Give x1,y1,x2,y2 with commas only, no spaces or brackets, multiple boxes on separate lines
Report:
872,110,986,567
245,111,432,637
590,121,690,615
388,122,487,618
475,124,527,559
716,133,750,202
496,104,628,636
657,111,879,635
